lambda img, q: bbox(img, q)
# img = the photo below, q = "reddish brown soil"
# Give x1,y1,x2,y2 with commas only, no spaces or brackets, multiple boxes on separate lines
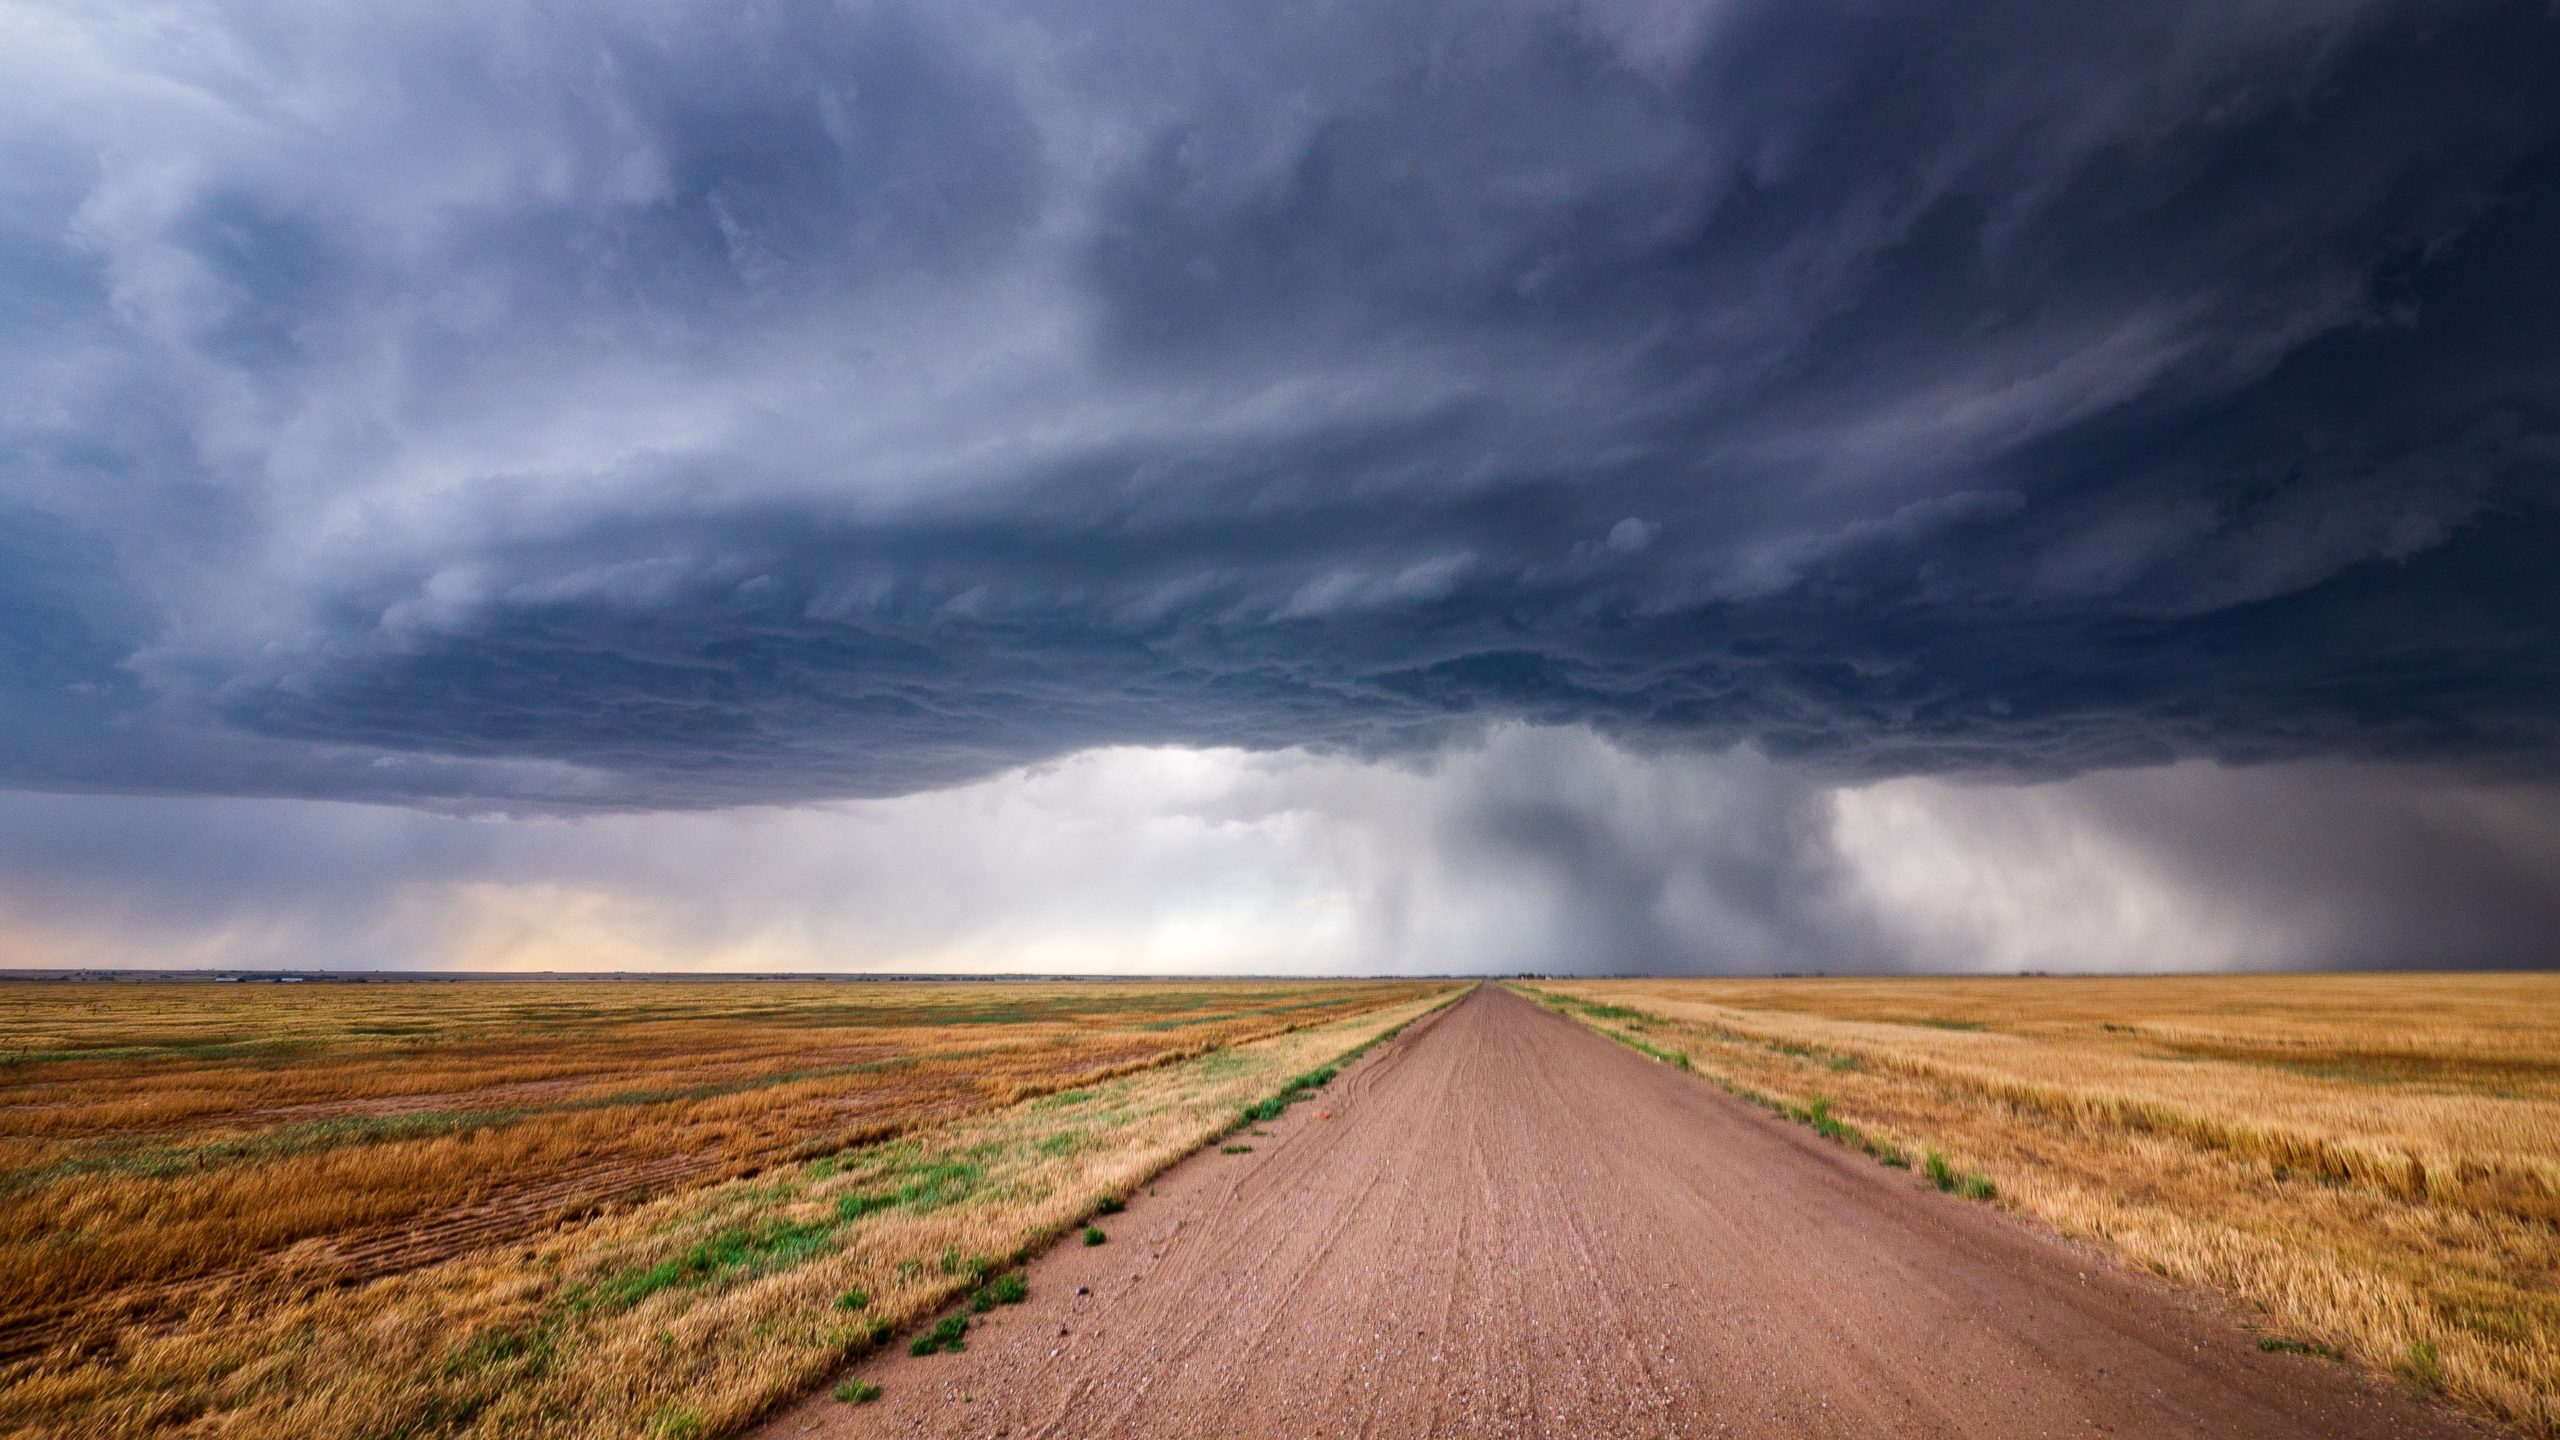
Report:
758,984,2496,1440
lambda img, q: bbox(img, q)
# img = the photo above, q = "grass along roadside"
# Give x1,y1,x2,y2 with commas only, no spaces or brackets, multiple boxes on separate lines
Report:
0,985,1459,1440
1514,977,2560,1437
1510,988,1955,1180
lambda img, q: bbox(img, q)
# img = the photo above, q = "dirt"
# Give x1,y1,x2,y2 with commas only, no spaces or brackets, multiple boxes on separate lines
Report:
755,984,2495,1440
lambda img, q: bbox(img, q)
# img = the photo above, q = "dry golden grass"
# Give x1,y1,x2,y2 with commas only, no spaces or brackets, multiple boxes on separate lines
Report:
1520,973,2560,1435
0,978,1457,1437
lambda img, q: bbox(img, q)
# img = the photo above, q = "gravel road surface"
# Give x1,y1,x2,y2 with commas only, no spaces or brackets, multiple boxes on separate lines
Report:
756,984,2488,1439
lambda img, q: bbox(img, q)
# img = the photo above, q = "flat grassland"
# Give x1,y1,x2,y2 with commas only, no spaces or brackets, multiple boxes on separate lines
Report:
1523,974,2560,1435
0,978,1455,1438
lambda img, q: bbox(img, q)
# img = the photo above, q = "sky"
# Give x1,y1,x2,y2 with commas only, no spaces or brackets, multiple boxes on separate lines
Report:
2,0,2557,975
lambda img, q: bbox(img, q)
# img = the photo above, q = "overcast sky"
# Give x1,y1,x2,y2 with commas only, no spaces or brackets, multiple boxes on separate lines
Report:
3,0,2557,973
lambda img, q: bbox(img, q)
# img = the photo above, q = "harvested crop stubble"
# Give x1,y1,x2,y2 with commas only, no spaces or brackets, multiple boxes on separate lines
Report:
1520,974,2560,1436
0,979,1452,1437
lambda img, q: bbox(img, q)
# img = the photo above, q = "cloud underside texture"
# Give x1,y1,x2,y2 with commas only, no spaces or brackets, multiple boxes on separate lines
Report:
1,0,2557,811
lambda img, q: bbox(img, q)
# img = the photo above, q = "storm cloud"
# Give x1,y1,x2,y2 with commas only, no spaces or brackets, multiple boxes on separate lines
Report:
3,0,2556,812
3,732,2553,974
3,1,2559,971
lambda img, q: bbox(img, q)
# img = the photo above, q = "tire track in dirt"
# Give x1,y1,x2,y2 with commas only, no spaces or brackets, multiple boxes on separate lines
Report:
757,984,2498,1440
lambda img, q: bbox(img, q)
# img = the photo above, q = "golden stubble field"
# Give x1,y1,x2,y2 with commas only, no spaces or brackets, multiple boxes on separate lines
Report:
1522,973,2560,1436
0,978,1457,1438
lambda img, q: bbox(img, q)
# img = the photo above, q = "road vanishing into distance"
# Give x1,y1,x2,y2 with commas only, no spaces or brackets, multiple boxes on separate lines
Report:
759,985,2486,1439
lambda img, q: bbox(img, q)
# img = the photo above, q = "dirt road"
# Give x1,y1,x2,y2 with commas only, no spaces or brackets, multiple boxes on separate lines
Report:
758,984,2488,1439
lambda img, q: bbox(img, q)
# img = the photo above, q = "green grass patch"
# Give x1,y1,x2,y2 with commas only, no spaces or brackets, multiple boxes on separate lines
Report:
579,1259,686,1312
908,1315,968,1357
894,1161,983,1211
1922,1149,1997,1200
684,1219,834,1276
832,1192,894,1223
834,1379,881,1405
1792,1096,1854,1144
2257,1336,2342,1359
1238,1061,1346,1125
1777,1094,1909,1169
577,1216,838,1312
969,1271,1029,1312
1082,1226,1107,1247
2400,1338,2445,1393
646,1403,707,1439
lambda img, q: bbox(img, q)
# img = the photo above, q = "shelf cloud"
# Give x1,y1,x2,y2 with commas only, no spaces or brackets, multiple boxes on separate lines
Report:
2,732,2553,975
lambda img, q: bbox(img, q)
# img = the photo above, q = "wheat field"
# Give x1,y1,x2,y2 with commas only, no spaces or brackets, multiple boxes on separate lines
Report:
1521,973,2560,1435
0,978,1456,1438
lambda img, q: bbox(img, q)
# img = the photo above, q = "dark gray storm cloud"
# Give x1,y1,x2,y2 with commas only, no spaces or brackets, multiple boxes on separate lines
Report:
4,0,2560,815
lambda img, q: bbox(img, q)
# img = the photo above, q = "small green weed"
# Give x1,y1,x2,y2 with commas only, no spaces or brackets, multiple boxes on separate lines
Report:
1082,1226,1108,1247
1238,1063,1346,1125
1922,1148,1996,1199
964,1269,1027,1312
833,1379,881,1405
908,1315,968,1357
2401,1338,2444,1393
